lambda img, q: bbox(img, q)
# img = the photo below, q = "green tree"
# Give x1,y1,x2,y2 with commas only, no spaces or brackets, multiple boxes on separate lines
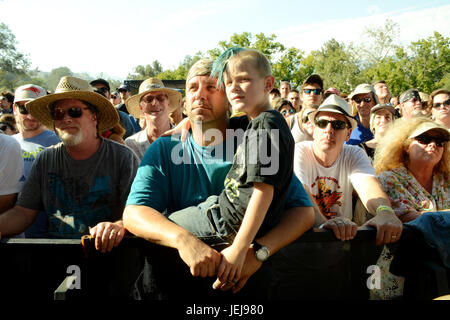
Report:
128,60,164,80
157,52,205,80
307,39,362,94
0,22,31,90
47,67,73,91
408,32,450,93
355,19,400,67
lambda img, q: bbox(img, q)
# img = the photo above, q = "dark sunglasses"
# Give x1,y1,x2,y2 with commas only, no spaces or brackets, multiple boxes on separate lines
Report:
15,103,29,115
51,107,89,121
140,94,167,104
433,99,450,109
303,88,322,95
353,97,372,104
281,109,296,116
406,97,422,104
315,119,349,130
0,123,14,131
415,135,448,148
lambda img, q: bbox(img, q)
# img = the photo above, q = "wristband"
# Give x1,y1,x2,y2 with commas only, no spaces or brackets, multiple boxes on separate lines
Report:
376,205,395,215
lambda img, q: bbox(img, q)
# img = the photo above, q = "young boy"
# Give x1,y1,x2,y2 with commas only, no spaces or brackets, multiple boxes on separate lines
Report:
168,48,294,286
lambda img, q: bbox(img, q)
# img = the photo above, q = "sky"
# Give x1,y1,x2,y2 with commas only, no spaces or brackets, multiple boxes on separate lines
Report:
0,0,449,81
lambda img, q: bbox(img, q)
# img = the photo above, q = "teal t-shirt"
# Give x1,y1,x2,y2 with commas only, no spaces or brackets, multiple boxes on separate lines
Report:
126,133,312,215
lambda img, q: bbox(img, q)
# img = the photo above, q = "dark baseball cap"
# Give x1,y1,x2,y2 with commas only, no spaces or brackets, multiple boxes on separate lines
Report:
303,74,323,90
400,89,421,103
117,84,130,92
90,78,110,91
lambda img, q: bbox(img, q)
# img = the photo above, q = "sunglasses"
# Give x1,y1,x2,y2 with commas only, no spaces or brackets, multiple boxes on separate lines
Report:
0,124,9,131
281,109,296,116
303,88,322,95
415,135,448,148
140,94,167,104
353,97,372,104
51,107,89,121
433,99,450,109
406,97,422,104
15,103,29,115
315,119,349,130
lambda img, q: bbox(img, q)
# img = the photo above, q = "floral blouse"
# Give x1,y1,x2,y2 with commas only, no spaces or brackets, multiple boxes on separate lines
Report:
378,166,450,216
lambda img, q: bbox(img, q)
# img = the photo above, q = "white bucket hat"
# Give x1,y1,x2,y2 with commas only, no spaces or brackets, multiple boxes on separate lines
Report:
25,76,119,133
125,78,182,118
309,94,358,129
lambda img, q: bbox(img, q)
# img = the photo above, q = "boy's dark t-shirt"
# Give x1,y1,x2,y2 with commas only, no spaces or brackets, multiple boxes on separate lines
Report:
219,109,294,237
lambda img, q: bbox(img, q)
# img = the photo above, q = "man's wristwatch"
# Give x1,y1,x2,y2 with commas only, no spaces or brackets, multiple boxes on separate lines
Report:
252,241,270,262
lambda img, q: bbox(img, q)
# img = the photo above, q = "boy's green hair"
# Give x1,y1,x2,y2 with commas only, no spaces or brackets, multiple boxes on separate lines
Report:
211,47,245,89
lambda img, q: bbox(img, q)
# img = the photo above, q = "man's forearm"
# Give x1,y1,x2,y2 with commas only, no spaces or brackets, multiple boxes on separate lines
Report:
0,205,36,237
123,204,195,249
256,206,314,256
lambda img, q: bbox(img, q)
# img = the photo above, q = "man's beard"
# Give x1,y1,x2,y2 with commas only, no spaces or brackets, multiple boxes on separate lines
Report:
19,118,41,132
56,127,84,146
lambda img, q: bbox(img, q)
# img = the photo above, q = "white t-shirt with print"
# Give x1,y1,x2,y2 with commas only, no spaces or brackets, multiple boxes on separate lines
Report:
294,141,375,220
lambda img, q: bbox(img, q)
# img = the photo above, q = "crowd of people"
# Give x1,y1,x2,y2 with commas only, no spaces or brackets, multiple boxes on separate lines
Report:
0,47,449,300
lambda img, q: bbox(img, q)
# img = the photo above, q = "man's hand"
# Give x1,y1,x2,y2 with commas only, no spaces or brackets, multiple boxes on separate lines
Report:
89,221,125,253
177,234,222,278
212,246,262,293
321,217,357,241
363,210,402,245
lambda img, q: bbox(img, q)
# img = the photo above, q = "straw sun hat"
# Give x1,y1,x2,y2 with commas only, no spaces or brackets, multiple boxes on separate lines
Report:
125,78,182,119
25,76,119,133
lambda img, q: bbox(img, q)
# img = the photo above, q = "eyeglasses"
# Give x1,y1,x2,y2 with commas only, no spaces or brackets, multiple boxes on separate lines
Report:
281,109,296,116
433,99,450,109
51,107,89,121
315,119,348,130
0,125,8,131
15,103,29,115
140,94,167,104
415,135,448,148
406,97,421,104
303,88,322,95
353,97,372,104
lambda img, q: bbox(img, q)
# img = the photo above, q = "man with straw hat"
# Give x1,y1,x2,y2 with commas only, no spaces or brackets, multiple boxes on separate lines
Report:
0,76,139,252
124,77,181,160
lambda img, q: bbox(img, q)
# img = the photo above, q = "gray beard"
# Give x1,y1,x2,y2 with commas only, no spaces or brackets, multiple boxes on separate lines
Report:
56,128,84,146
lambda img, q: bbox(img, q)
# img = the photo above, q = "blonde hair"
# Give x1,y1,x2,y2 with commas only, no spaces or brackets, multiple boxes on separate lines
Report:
227,49,272,78
374,116,450,174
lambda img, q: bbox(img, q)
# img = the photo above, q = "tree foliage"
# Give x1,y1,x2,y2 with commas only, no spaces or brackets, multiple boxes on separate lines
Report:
0,23,30,90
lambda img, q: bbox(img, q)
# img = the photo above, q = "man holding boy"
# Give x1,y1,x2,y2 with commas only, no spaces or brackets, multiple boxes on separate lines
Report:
124,57,314,297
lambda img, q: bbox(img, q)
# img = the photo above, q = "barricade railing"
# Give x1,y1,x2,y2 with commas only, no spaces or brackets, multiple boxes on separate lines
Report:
0,226,447,300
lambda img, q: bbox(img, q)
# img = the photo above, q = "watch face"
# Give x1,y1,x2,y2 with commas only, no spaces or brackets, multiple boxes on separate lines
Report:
256,247,269,261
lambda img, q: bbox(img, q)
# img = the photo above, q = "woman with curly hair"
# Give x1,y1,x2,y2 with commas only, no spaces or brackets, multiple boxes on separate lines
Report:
374,117,449,221
371,116,449,300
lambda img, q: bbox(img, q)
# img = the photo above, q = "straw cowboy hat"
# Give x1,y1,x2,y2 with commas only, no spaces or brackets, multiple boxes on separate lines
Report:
25,76,119,133
125,78,182,119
